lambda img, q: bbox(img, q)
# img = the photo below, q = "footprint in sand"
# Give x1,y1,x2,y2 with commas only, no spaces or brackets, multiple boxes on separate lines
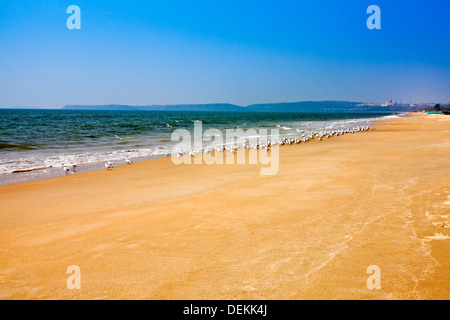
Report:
425,211,449,228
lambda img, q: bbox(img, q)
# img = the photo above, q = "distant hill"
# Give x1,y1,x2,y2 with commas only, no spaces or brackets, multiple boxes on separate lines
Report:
63,101,414,112
246,101,414,112
246,101,362,112
63,104,245,112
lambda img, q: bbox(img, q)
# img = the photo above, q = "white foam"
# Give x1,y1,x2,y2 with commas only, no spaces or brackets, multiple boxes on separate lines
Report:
0,113,397,181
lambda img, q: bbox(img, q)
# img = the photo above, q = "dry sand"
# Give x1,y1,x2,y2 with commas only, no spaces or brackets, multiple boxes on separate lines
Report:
0,113,449,300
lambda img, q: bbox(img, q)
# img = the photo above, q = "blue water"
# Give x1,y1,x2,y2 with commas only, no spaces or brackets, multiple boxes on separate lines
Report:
0,109,399,175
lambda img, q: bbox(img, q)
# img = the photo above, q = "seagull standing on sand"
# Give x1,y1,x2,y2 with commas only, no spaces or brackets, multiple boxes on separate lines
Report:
125,159,133,165
62,164,77,175
105,161,115,169
63,166,73,175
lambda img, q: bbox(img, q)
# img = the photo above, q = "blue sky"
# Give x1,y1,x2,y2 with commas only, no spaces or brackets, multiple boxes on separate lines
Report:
0,0,449,108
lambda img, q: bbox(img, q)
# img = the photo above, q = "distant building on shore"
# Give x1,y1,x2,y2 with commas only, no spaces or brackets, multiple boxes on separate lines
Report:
381,99,394,107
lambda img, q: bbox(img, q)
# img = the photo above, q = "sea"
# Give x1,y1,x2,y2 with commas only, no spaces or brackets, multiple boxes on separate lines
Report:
0,109,402,185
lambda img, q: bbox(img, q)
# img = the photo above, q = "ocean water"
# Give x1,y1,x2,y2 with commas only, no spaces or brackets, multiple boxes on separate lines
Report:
0,109,400,184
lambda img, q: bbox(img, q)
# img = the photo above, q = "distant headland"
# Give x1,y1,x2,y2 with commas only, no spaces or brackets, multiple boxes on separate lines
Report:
61,101,420,112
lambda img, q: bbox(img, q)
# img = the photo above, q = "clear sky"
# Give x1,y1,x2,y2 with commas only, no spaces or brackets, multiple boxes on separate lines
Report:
1,0,449,108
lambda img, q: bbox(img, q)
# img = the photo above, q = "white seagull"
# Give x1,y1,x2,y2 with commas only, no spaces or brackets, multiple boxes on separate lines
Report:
62,164,77,175
63,166,73,175
105,161,115,169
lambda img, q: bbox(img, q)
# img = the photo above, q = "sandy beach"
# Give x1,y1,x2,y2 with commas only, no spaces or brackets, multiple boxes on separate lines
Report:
0,113,449,300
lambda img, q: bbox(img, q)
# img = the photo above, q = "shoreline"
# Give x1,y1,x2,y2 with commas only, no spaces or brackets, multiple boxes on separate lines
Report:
0,112,448,299
0,113,404,186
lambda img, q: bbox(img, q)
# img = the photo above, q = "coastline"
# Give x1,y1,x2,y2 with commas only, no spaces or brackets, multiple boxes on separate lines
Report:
0,112,403,186
0,112,448,299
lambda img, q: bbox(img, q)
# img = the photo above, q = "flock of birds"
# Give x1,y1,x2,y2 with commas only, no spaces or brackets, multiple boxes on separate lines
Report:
62,125,372,175
170,126,373,158
62,159,133,175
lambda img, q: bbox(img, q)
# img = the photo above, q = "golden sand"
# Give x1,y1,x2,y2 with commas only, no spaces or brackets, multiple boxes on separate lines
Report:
0,113,449,299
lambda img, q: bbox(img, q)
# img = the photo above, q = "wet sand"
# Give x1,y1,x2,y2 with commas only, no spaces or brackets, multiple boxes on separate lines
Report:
0,113,449,299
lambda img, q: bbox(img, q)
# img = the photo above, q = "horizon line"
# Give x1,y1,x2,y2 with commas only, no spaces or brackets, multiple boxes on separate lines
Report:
1,99,446,110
